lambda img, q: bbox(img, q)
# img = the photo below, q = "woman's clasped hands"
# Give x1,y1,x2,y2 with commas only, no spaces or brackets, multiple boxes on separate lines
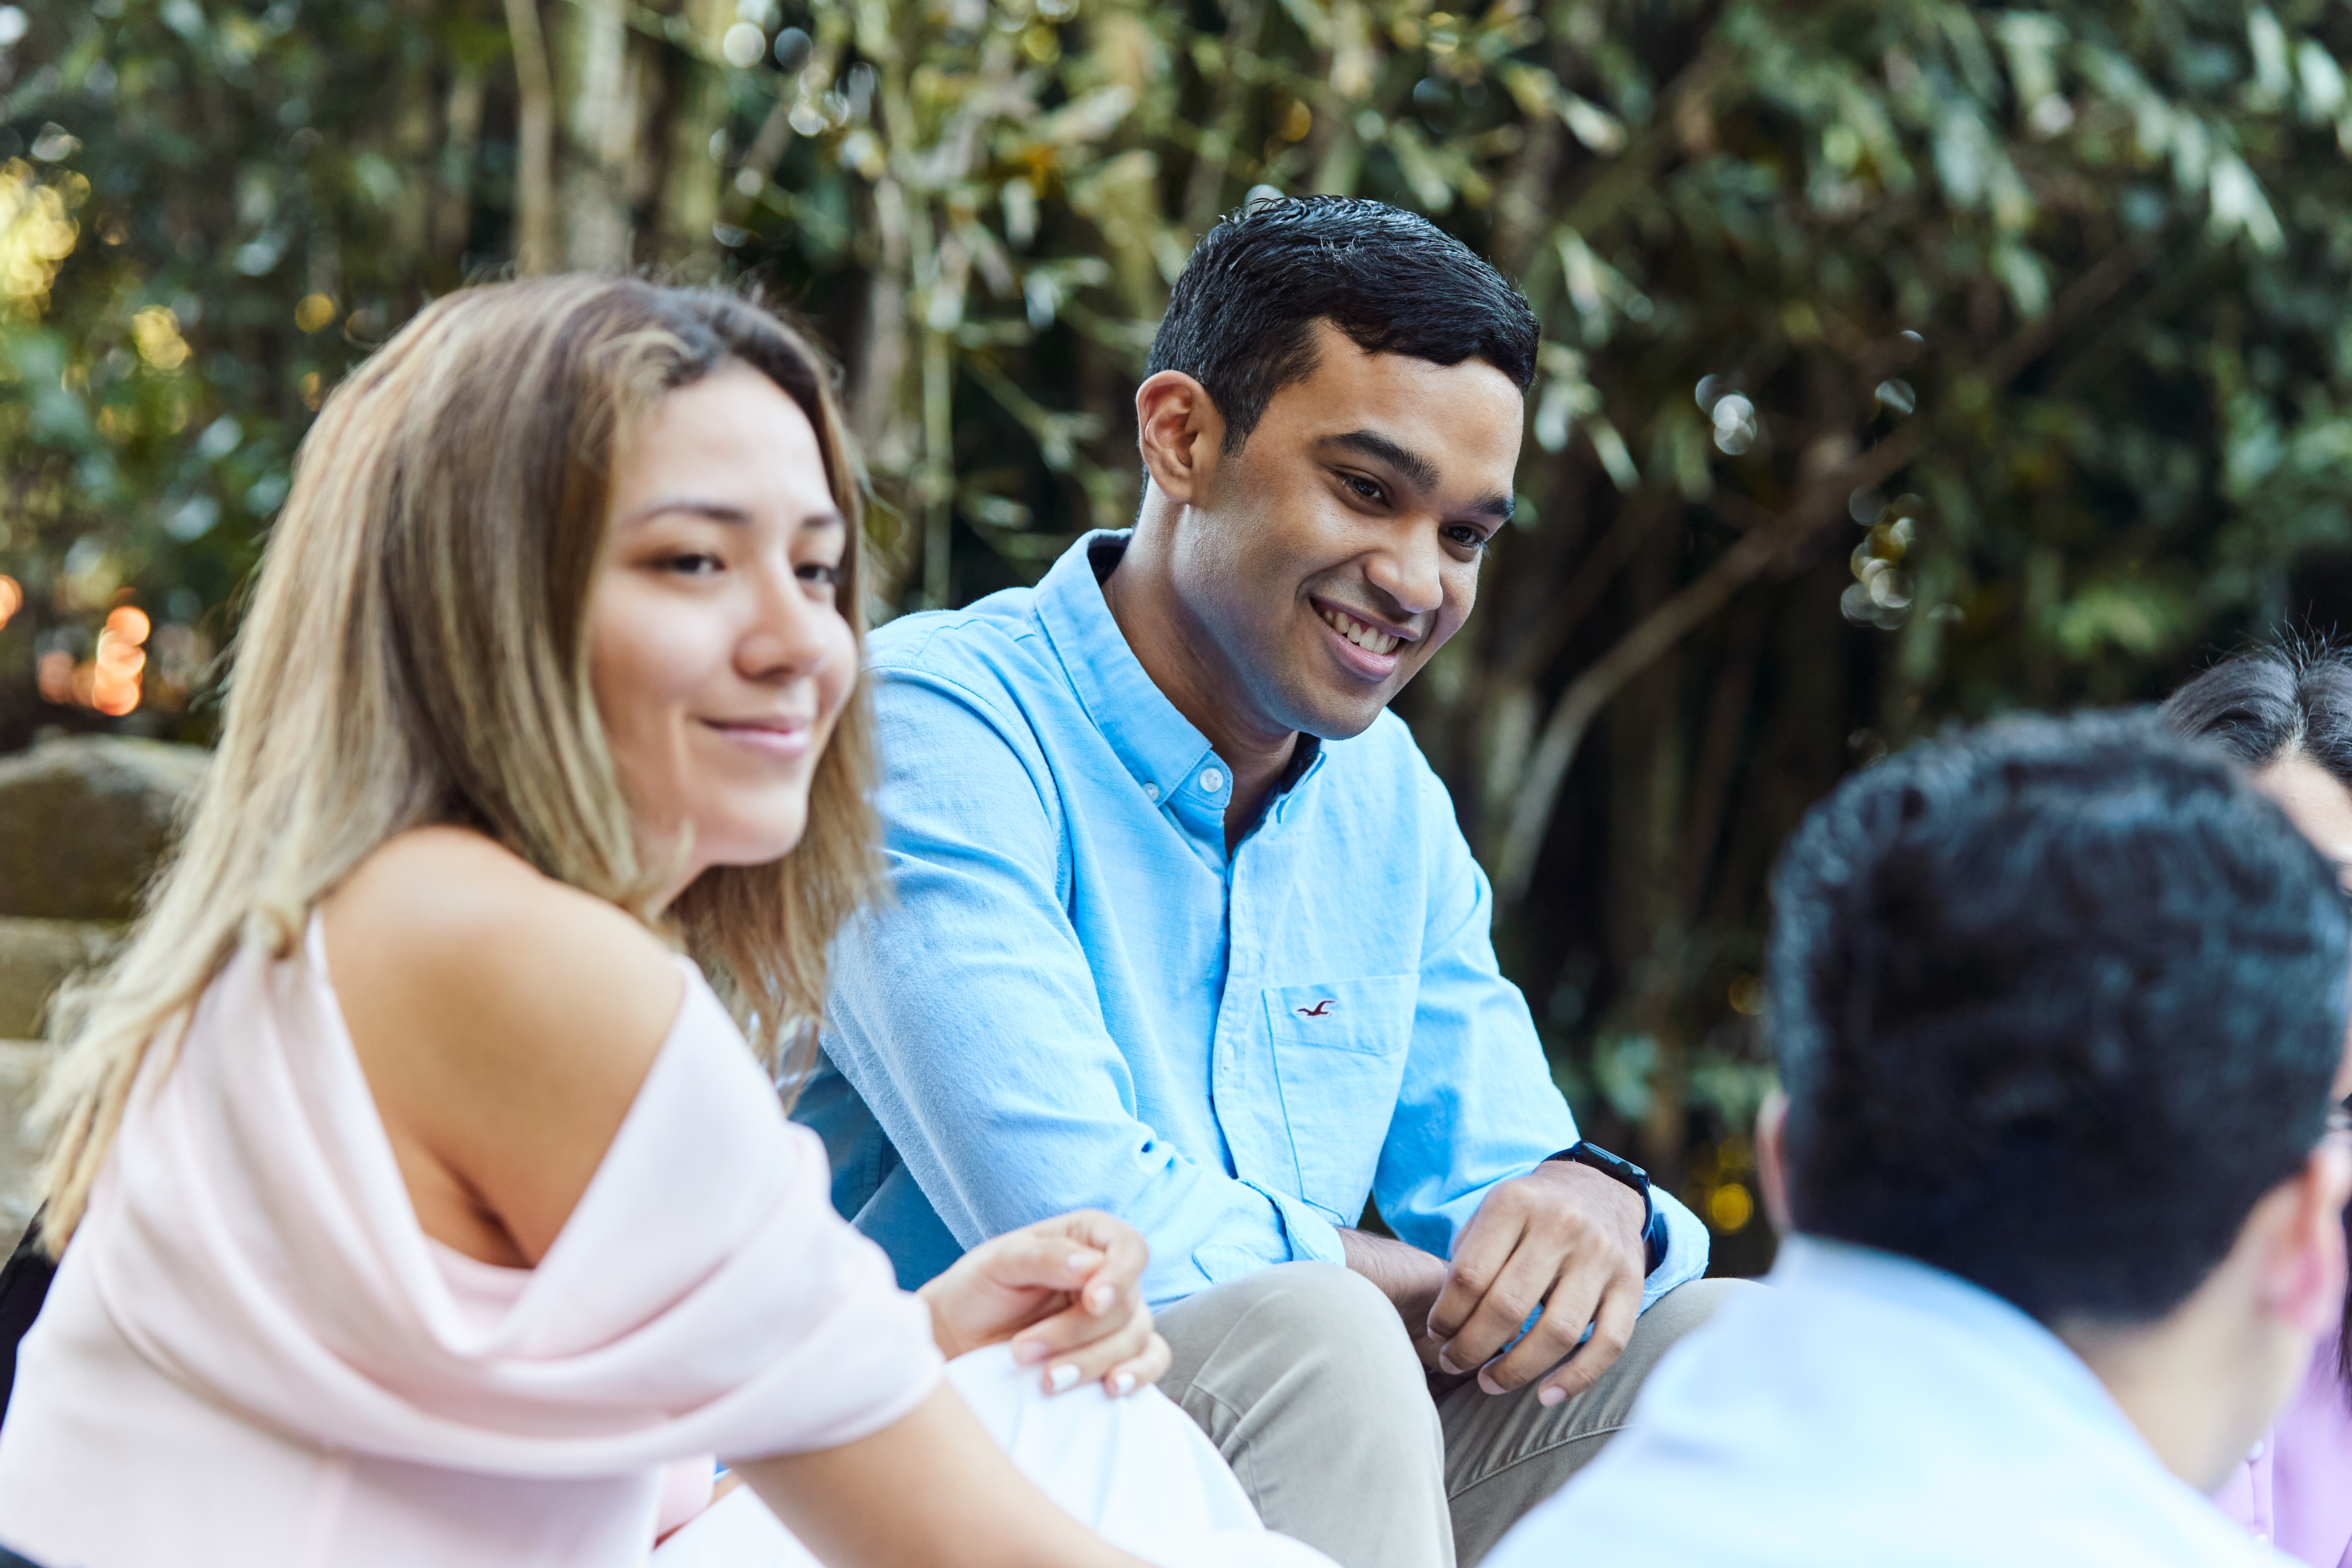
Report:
916,1210,1170,1398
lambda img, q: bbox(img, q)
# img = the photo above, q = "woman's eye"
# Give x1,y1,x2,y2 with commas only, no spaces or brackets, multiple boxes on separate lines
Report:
798,560,844,589
655,551,723,576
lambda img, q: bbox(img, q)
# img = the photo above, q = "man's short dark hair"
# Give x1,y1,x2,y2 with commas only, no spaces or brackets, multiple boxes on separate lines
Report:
1145,195,1539,452
1767,711,2350,1324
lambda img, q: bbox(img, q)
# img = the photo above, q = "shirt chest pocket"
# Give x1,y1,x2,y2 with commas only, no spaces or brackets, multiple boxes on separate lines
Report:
1262,975,1418,1223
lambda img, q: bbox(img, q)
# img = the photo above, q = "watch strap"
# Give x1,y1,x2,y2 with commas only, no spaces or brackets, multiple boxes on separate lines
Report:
1640,1206,1669,1277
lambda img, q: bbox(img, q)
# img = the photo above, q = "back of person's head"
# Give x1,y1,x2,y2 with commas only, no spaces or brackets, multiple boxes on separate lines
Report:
1766,711,2349,1324
33,277,879,1252
1144,195,1538,452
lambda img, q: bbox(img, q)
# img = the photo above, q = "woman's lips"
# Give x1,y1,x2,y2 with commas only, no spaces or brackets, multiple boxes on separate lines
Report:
703,718,813,758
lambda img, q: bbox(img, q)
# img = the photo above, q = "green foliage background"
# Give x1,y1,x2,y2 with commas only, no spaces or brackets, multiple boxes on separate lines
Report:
11,0,2352,1266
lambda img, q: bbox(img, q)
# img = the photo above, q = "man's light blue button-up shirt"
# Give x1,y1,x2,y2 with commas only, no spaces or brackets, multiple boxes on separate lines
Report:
1486,1237,2280,1568
802,531,1708,1308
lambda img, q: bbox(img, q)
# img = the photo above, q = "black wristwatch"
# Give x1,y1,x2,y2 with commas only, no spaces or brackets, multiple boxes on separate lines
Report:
1545,1141,1669,1275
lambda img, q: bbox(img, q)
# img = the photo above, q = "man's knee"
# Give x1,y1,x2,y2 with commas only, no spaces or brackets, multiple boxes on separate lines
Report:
1158,1262,1430,1417
1219,1262,1415,1354
1157,1264,1455,1566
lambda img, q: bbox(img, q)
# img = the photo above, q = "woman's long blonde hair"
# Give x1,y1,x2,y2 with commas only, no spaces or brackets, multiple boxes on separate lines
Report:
33,276,882,1253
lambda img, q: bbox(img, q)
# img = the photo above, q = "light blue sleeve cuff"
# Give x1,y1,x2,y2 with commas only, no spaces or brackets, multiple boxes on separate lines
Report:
1637,1188,1712,1313
1153,1186,1350,1308
1265,1187,1348,1268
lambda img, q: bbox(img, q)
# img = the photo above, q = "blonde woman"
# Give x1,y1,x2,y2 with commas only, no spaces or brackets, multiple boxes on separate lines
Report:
0,279,1331,1568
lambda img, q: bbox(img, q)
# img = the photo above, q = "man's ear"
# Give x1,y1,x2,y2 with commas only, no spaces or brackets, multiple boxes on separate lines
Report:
1135,370,1225,507
2256,1139,2352,1337
1755,1088,1794,1235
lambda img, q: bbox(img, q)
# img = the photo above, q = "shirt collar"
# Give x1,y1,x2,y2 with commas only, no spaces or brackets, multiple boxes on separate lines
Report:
1770,1236,2144,1441
1032,531,1222,806
1033,530,1332,824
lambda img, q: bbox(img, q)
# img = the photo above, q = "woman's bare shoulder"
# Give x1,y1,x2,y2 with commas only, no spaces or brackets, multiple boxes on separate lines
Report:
321,827,687,1261
322,827,680,1035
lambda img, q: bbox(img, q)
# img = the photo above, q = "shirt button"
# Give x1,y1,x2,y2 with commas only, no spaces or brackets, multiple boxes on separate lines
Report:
1200,768,1225,793
1144,782,1161,802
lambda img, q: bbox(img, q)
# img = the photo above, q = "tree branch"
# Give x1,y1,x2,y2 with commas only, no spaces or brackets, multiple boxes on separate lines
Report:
1486,236,2158,910
1501,484,1677,689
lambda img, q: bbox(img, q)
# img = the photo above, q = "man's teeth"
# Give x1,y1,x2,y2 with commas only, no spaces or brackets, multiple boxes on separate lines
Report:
1320,606,1401,656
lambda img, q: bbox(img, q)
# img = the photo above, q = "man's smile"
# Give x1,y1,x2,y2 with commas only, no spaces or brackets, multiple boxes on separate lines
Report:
1313,598,1413,657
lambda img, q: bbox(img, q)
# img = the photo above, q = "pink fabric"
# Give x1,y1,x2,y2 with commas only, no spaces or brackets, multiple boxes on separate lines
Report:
425,1241,716,1538
2216,1331,2352,1567
0,919,942,1568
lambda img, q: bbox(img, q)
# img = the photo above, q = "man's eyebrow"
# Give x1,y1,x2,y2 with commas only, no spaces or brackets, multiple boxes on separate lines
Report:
1320,430,1513,523
1320,430,1441,493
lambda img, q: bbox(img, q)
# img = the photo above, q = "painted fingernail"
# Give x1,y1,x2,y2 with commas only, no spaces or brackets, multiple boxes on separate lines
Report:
1112,1371,1137,1396
1047,1363,1081,1393
1539,1385,1566,1408
1067,1252,1094,1273
1012,1339,1047,1365
1087,1284,1115,1312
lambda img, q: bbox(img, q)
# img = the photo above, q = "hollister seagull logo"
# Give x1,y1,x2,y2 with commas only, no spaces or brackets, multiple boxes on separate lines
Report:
1296,1000,1336,1017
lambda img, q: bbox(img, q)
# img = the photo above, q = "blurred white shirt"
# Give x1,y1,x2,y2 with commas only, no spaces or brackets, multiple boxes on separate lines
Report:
1486,1235,2282,1568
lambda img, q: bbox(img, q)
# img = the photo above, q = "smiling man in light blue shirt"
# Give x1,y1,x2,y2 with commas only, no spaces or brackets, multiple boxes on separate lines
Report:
805,196,1737,1568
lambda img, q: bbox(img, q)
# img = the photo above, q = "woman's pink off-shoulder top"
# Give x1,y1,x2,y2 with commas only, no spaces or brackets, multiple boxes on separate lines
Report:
0,919,943,1568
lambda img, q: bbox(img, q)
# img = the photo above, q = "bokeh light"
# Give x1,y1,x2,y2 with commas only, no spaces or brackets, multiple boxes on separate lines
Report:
0,158,79,316
40,600,153,716
129,304,189,370
89,603,151,715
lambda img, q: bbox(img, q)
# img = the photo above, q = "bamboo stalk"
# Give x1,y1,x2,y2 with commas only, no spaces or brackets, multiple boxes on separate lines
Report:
504,0,556,275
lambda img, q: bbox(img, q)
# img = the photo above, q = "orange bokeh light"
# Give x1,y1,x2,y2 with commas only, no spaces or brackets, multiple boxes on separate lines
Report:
43,598,153,716
0,575,20,630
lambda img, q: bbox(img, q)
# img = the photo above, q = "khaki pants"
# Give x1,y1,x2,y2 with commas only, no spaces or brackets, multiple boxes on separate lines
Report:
1155,1263,1753,1568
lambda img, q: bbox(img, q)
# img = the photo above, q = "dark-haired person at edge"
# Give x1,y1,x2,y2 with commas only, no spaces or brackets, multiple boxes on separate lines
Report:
801,195,1747,1568
1482,711,2352,1568
2161,636,2352,1565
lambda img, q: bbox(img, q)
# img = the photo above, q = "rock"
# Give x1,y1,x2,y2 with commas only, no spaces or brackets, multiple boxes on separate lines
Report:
0,736,210,922
0,1039,45,1237
0,917,114,1040
0,920,106,1236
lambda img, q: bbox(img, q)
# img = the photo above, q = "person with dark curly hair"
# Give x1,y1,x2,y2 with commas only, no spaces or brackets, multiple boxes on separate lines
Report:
1486,711,2352,1568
